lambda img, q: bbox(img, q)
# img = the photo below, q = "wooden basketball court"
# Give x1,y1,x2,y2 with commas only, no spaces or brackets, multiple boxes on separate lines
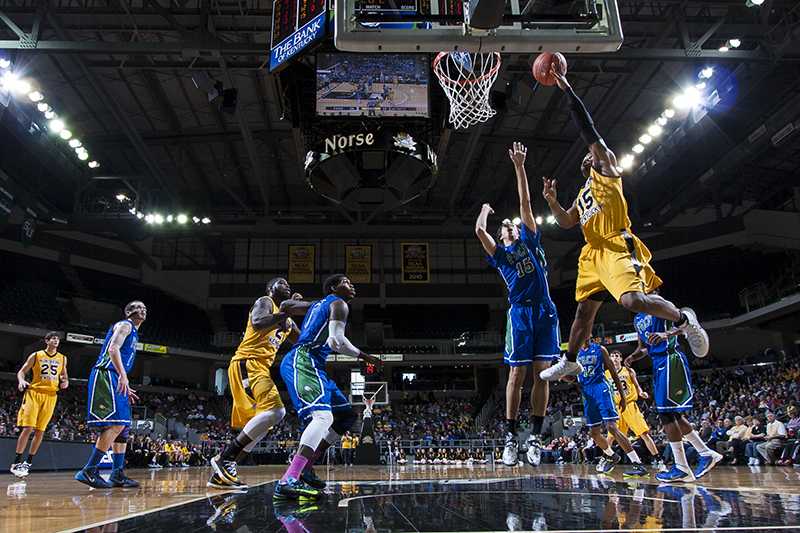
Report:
3,464,800,532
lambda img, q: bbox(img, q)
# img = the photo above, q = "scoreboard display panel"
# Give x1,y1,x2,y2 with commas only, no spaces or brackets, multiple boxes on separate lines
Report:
270,0,328,71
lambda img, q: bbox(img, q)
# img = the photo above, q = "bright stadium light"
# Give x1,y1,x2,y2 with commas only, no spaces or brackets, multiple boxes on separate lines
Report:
648,124,663,137
176,214,188,224
37,102,49,112
729,38,741,48
657,116,668,126
88,161,99,169
28,91,43,102
116,193,128,202
69,138,82,148
696,82,707,90
746,0,765,5
700,67,714,79
664,108,676,118
633,144,644,154
49,118,65,133
129,207,137,215
0,59,10,69
620,154,634,169
639,134,652,144
166,215,174,223
512,216,521,225
535,216,543,225
136,212,145,219
59,129,72,140
9,78,31,96
546,215,555,225
154,214,164,225
201,217,211,224
77,151,89,161
719,45,729,52
145,214,154,224
44,109,56,119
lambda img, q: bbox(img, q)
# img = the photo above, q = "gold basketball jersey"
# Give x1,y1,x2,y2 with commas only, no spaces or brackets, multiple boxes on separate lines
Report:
606,367,638,404
29,350,65,394
575,167,632,246
231,297,292,364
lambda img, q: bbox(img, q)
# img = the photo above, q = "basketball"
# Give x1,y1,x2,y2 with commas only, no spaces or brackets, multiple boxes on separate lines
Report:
532,52,567,86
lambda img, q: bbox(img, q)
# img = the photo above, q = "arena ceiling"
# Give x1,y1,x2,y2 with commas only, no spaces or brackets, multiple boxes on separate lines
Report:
0,0,799,240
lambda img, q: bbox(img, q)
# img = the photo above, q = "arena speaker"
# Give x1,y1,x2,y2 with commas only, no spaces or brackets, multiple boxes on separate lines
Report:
466,0,505,31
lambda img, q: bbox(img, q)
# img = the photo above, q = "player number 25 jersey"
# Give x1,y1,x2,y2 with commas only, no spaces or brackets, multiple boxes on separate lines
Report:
29,350,65,394
575,167,633,246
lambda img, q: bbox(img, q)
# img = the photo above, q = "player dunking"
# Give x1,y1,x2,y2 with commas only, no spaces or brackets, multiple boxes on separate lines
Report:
539,65,709,382
605,349,661,464
576,339,647,477
208,278,307,490
625,310,723,482
74,301,146,489
475,142,560,467
274,275,381,500
10,332,68,478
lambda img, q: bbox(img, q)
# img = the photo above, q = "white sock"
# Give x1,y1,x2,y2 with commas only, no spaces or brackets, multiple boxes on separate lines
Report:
602,446,614,457
670,442,690,472
684,430,713,456
626,450,641,464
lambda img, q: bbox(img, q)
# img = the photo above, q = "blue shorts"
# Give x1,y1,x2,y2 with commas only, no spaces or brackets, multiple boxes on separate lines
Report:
280,345,350,422
581,382,618,427
652,350,693,413
86,367,131,427
504,304,560,366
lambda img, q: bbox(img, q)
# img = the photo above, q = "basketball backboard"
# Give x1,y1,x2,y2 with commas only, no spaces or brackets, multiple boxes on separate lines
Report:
334,0,623,53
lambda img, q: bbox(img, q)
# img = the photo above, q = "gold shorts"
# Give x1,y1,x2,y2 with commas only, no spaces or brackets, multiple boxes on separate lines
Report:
618,402,650,437
17,389,57,431
576,231,662,303
228,358,283,430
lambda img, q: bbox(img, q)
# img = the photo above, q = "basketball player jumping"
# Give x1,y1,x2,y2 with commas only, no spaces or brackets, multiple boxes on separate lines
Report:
539,65,709,382
625,311,723,482
275,274,380,500
605,349,661,464
576,339,647,477
74,301,146,489
208,278,306,490
10,332,68,478
475,142,560,467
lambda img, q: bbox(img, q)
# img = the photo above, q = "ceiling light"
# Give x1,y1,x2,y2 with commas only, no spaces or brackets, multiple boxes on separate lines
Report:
672,94,689,109
620,155,634,170
545,215,555,225
116,193,128,202
201,217,211,224
648,124,663,137
632,144,644,154
28,91,43,102
59,129,72,140
700,67,714,79
49,118,65,133
639,134,652,144
166,215,174,223
746,0,765,5
192,216,200,223
0,71,16,90
0,59,10,69
145,214,154,224
664,108,675,118
535,216,543,225
696,82,707,90
69,139,82,148
76,147,87,156
37,102,49,112
154,214,164,225
44,110,56,119
11,78,31,95
729,38,741,48
512,216,521,225
136,212,144,219
719,45,729,52
77,151,89,161
129,207,137,214
176,214,188,224
657,117,668,126
88,161,99,168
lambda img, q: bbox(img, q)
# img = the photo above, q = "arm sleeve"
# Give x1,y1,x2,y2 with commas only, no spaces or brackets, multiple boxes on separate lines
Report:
326,320,362,358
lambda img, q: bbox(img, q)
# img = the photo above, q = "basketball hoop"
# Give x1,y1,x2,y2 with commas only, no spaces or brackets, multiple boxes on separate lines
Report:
433,51,502,130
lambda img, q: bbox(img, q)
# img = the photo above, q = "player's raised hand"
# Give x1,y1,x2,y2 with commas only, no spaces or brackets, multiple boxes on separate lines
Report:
542,177,558,204
550,64,570,91
647,331,668,345
639,391,650,400
361,353,382,367
481,203,494,215
291,292,304,301
508,142,527,167
17,379,29,392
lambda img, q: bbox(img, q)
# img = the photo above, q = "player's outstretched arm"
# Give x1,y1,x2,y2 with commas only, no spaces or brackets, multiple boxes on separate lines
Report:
16,352,36,392
60,355,69,389
327,300,381,366
279,293,313,316
250,296,290,331
628,367,648,399
508,142,537,233
624,339,649,367
550,66,620,178
602,346,626,412
542,177,579,228
475,203,497,255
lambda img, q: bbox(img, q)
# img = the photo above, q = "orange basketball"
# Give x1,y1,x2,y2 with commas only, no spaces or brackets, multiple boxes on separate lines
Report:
532,52,567,86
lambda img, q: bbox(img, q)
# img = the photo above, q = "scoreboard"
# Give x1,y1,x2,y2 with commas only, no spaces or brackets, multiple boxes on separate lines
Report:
270,0,328,71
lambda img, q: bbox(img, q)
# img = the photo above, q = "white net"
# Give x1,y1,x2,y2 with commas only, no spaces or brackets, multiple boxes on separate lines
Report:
433,51,502,130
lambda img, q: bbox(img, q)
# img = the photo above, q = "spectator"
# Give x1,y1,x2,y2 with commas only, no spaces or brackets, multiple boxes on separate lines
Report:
717,416,748,465
778,405,800,466
745,416,767,465
757,412,787,465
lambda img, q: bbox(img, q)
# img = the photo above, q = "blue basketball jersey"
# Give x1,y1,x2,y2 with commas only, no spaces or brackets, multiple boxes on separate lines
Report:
94,319,139,373
294,294,341,365
577,342,606,388
487,224,554,308
634,312,680,357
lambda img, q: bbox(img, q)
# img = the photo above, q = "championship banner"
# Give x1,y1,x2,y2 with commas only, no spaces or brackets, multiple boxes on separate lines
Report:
400,242,430,283
288,245,315,283
345,245,372,283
